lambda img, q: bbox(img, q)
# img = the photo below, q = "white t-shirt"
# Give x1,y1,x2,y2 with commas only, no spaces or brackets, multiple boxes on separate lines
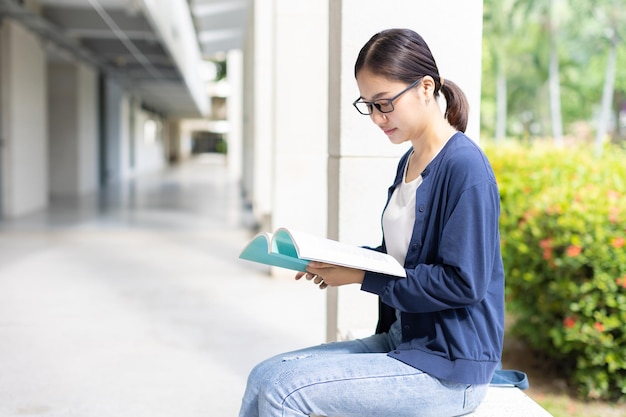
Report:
382,157,422,266
382,154,422,346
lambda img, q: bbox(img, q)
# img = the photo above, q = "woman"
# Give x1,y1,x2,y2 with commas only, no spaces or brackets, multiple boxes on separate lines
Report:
239,28,504,417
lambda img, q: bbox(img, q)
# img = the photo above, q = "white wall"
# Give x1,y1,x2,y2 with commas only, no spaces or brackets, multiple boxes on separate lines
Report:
0,20,48,218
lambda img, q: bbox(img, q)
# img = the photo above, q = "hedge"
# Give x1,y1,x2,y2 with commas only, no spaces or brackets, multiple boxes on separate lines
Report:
485,141,626,401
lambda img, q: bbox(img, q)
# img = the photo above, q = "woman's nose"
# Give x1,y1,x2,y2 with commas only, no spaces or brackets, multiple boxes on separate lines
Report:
370,111,388,125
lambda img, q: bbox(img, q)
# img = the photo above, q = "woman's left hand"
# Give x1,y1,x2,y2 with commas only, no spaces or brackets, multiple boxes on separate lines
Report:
295,261,365,289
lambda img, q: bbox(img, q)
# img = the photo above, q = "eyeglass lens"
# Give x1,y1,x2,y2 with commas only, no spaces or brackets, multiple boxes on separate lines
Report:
354,100,394,115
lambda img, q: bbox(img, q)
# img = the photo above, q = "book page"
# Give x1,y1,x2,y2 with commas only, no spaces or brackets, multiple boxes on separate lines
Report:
283,229,406,277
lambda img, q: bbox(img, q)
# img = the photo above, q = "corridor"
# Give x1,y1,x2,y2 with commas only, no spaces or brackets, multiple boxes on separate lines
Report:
0,155,325,417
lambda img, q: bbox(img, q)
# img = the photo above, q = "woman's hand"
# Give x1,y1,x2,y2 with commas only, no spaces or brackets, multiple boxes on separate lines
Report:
295,261,365,289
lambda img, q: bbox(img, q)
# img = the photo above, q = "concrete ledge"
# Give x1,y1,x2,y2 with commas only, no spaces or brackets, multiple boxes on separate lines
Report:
469,386,553,416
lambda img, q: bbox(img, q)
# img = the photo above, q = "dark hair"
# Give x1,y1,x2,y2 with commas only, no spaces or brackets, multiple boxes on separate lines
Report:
354,28,469,132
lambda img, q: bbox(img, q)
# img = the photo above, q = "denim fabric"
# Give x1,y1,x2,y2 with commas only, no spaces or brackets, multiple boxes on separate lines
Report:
238,333,488,417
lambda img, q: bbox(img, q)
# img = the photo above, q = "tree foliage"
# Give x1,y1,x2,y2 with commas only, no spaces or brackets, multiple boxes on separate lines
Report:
482,0,626,145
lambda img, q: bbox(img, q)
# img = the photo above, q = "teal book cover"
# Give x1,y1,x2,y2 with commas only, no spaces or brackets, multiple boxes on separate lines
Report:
238,231,309,272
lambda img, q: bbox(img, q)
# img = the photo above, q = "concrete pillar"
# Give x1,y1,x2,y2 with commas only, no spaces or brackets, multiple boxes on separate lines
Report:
166,119,181,164
271,0,329,235
327,0,484,340
48,61,98,197
242,0,276,231
0,19,48,218
226,49,243,182
100,78,124,186
242,0,329,233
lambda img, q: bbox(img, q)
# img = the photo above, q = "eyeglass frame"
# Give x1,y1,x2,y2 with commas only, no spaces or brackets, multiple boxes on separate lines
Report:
352,77,424,115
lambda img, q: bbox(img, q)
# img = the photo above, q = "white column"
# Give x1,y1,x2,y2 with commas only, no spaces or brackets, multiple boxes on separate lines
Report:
48,61,98,196
242,0,276,231
245,0,329,236
327,0,485,340
226,49,243,182
271,0,329,236
0,20,48,218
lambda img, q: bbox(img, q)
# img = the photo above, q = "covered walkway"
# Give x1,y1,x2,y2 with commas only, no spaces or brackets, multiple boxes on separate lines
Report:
0,155,325,417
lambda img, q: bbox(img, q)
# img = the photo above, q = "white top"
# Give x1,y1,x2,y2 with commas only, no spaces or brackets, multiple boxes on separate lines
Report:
382,156,422,266
382,149,441,347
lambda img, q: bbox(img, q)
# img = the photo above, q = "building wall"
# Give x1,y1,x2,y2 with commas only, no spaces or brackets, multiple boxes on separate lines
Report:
0,20,48,218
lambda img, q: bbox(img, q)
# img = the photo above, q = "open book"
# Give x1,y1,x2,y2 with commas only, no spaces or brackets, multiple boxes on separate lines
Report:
238,227,406,278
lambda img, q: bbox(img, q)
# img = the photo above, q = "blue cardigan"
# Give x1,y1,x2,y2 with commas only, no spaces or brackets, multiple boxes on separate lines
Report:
361,132,505,385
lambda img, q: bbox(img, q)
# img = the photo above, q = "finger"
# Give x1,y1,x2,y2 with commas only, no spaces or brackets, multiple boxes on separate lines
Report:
314,276,324,285
295,271,305,280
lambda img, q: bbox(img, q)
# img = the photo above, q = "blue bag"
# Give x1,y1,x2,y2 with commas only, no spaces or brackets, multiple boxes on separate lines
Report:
490,363,530,390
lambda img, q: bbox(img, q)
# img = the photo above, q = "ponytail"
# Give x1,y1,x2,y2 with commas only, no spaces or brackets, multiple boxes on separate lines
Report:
439,79,469,133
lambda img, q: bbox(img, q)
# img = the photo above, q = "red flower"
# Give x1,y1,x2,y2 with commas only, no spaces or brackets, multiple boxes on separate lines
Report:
617,275,626,289
563,316,576,329
566,245,582,257
609,207,620,223
607,190,620,201
611,237,625,249
594,322,605,332
540,238,553,260
539,238,553,249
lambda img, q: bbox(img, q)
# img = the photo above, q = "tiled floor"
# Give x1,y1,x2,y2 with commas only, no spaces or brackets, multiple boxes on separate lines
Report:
0,154,326,417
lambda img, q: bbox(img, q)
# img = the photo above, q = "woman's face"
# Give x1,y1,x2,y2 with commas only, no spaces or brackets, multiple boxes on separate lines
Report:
355,69,427,145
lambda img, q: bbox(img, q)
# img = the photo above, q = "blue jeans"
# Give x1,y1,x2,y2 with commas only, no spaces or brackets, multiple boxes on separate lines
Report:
238,332,487,417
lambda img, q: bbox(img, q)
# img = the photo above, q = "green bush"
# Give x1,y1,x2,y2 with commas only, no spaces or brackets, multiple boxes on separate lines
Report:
485,141,626,401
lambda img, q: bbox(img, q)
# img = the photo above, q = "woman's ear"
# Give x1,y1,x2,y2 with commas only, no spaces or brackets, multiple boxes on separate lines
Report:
421,76,436,97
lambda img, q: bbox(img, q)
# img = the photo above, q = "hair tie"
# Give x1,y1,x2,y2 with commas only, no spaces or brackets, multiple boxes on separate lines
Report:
440,76,445,88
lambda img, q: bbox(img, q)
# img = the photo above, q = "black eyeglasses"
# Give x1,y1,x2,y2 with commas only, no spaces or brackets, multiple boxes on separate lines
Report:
352,77,423,115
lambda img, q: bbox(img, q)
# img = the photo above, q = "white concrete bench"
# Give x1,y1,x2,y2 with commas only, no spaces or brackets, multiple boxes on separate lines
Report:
469,386,553,416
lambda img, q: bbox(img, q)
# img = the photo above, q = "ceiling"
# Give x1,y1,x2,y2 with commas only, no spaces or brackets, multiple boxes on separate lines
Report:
190,0,248,58
0,0,249,118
